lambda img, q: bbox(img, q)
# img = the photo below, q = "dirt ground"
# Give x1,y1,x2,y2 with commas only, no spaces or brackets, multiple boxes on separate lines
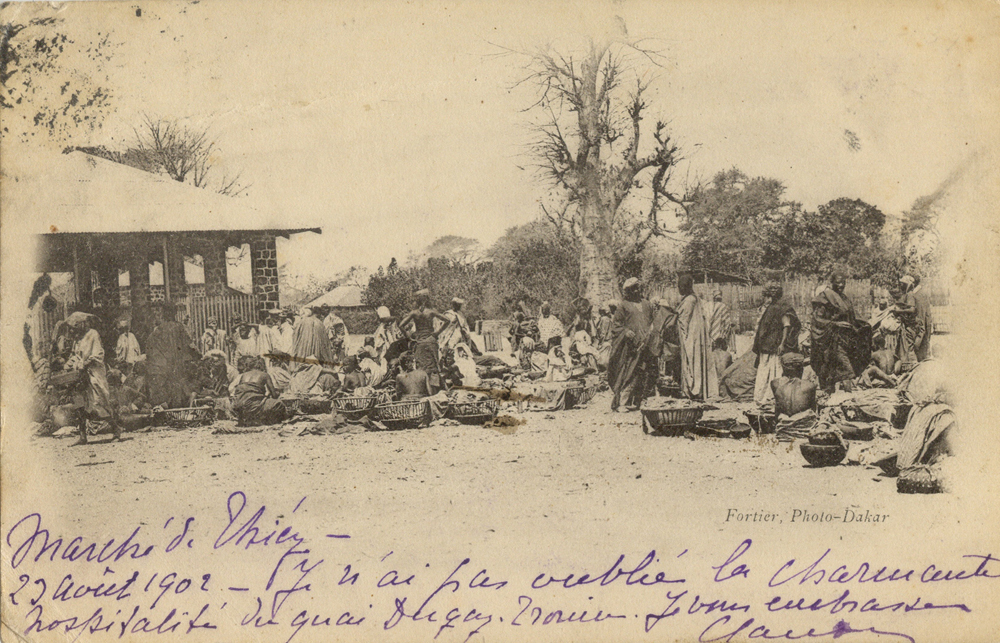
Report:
8,387,989,643
25,391,955,545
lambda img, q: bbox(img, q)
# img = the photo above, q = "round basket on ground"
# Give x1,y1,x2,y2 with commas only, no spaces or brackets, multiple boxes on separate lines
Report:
153,406,215,429
641,407,705,436
330,396,376,420
800,443,847,467
449,398,499,425
897,466,940,494
563,382,586,409
374,400,430,431
744,411,777,434
574,385,598,406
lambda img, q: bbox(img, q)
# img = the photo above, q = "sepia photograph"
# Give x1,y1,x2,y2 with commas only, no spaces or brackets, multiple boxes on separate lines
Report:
2,1,999,641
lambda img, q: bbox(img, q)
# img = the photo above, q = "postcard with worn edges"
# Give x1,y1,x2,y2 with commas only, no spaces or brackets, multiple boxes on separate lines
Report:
2,1,999,642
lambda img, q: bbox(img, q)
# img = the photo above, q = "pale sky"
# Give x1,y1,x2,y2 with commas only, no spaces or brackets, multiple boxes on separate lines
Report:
8,0,1000,279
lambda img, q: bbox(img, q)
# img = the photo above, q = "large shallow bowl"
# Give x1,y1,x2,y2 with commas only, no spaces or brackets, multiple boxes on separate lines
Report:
800,443,847,467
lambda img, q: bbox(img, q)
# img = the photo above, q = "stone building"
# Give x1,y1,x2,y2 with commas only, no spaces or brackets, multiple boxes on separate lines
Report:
19,150,320,341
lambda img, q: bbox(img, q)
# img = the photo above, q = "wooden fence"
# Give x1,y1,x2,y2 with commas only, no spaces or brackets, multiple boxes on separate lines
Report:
183,293,260,341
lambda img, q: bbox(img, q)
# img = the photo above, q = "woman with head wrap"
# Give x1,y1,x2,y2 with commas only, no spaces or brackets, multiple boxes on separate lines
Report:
676,275,719,401
438,297,473,352
752,283,800,406
607,278,658,410
64,312,121,444
810,268,858,391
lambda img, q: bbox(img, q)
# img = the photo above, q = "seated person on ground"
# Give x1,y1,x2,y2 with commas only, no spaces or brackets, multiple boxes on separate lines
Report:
341,356,367,393
859,334,898,388
231,355,287,426
395,353,431,401
770,352,817,417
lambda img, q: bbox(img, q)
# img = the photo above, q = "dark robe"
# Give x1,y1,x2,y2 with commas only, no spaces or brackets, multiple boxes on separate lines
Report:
146,321,197,409
290,315,335,372
607,299,656,408
810,288,858,390
753,299,800,357
232,370,287,425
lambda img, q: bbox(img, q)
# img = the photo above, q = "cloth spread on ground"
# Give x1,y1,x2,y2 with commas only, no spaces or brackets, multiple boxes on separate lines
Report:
775,409,817,442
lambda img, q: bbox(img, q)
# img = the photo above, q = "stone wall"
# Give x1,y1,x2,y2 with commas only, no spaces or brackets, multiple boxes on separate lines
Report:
250,234,279,312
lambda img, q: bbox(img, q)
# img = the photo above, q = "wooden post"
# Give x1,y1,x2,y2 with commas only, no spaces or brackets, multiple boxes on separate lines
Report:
162,236,171,302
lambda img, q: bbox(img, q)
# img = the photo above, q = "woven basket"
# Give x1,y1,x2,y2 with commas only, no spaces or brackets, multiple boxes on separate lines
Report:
573,385,598,406
374,400,429,430
154,406,214,428
450,398,499,425
642,407,705,434
563,382,586,409
330,396,376,419
897,466,940,494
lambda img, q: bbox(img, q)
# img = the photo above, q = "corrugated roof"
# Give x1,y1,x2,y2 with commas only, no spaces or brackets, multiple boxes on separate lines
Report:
4,149,321,236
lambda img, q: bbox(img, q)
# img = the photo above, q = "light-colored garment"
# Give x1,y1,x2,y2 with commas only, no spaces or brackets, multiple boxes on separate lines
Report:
453,344,481,387
537,315,564,348
438,310,471,350
359,356,388,388
257,325,282,356
677,295,718,400
753,352,783,406
115,332,142,365
323,313,347,340
705,299,736,352
373,322,403,359
234,328,260,360
73,328,114,417
200,328,229,359
279,322,295,354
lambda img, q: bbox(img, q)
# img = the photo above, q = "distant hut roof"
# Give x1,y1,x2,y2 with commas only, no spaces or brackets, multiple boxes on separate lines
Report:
305,285,365,308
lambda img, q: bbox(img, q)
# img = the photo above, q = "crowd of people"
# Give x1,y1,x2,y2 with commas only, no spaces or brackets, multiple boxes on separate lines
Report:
25,268,937,450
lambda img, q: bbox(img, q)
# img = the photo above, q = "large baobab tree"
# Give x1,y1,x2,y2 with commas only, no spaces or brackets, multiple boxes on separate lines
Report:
520,32,696,304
